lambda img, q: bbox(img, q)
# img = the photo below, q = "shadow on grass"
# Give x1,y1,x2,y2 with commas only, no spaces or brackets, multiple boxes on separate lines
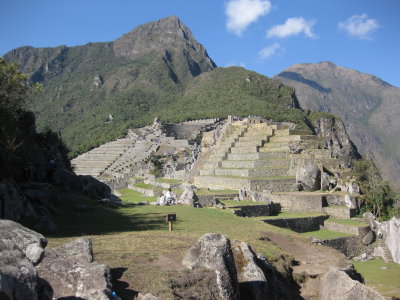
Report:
48,187,167,238
111,267,138,300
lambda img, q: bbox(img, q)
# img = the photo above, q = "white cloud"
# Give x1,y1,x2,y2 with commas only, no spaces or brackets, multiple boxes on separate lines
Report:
267,17,317,39
226,0,272,36
225,61,247,68
338,14,379,40
259,43,284,60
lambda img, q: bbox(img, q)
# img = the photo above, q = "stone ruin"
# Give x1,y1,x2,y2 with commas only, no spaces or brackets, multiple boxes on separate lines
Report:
71,118,221,184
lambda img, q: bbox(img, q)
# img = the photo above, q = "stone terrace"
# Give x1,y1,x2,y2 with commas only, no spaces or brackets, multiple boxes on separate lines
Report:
194,120,321,192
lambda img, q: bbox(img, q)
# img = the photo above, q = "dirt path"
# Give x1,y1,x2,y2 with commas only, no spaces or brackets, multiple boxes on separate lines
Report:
263,231,349,299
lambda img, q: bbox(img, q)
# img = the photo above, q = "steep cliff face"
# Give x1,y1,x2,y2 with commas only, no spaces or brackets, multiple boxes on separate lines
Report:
275,62,400,186
311,115,360,163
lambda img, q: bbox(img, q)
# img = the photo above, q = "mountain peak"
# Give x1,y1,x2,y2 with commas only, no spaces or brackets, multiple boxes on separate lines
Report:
113,16,215,68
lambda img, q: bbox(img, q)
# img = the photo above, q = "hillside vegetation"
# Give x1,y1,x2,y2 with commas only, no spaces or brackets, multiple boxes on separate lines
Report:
4,16,310,157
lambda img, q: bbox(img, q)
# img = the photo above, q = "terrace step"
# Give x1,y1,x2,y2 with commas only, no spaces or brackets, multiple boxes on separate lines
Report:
270,135,318,142
221,159,289,169
323,219,370,236
227,152,289,160
230,146,259,154
323,206,356,219
193,175,296,192
214,167,289,178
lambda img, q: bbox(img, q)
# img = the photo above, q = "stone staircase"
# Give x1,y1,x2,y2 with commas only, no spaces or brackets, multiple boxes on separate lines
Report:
71,138,135,177
194,121,322,192
104,142,158,175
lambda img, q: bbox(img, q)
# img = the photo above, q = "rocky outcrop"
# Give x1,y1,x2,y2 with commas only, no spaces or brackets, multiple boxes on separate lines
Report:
312,116,360,163
0,179,26,221
0,220,112,300
296,161,321,191
320,268,384,300
183,233,240,300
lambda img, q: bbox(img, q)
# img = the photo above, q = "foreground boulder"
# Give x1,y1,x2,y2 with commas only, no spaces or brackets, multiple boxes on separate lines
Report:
0,220,47,265
320,268,384,300
0,220,112,300
36,237,112,300
183,233,240,300
0,220,46,300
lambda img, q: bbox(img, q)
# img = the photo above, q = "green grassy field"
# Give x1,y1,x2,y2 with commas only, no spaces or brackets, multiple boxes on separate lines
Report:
48,187,399,298
353,259,400,298
48,187,294,298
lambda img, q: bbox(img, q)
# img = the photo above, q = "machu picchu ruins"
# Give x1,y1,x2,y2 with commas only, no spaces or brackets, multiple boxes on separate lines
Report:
2,11,400,300
69,115,398,268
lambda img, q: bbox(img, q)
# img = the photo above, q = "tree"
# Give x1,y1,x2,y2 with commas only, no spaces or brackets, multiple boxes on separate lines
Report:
0,58,41,178
351,159,394,220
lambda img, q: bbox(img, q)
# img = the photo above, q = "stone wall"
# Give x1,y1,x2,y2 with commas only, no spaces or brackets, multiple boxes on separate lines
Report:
231,204,280,217
262,215,328,232
271,194,323,212
323,236,367,257
324,221,370,236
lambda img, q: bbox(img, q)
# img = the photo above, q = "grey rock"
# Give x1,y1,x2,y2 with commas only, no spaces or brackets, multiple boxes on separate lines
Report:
250,191,270,203
0,219,47,265
296,162,321,191
179,189,199,206
321,172,330,191
21,181,56,206
347,181,360,194
362,231,375,246
364,213,400,263
0,180,26,221
238,189,247,201
137,293,161,300
312,116,360,163
320,267,384,300
235,242,268,300
0,252,39,300
36,237,112,300
288,141,304,154
0,220,48,300
80,175,112,200
183,233,239,300
52,168,82,190
344,194,357,209
36,214,58,233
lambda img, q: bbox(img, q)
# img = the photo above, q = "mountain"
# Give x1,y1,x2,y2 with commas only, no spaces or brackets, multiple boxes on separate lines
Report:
4,16,307,157
275,62,400,186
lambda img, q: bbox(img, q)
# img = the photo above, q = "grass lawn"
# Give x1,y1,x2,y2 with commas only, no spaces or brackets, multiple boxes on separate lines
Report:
222,200,265,207
300,229,353,240
118,188,157,203
48,187,296,299
353,259,400,298
155,178,182,184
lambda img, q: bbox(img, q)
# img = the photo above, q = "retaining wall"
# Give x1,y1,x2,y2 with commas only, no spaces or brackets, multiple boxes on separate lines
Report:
263,215,328,232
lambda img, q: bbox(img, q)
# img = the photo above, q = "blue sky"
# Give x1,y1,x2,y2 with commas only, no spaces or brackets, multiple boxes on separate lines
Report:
1,0,399,87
